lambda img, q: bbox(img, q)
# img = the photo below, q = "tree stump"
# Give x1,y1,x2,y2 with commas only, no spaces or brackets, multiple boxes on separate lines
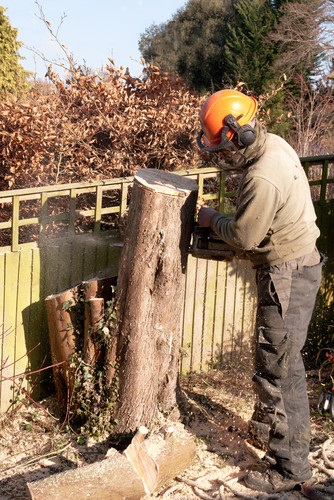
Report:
115,169,198,432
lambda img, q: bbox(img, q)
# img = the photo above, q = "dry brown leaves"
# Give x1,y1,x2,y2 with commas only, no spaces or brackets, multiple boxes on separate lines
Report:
0,63,208,191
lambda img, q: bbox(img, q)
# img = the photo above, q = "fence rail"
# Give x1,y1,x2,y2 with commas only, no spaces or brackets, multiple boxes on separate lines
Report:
302,154,334,203
1,156,334,412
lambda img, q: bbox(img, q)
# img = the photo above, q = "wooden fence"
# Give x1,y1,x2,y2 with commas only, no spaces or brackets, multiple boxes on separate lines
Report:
0,157,333,412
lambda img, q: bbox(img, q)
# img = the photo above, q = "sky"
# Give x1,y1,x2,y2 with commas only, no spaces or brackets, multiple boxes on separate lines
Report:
2,0,187,79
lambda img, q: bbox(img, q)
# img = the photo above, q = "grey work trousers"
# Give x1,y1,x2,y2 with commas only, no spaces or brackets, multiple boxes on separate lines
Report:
251,251,324,480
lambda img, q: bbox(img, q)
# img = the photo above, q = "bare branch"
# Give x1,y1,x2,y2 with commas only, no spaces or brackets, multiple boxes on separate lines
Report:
270,0,334,75
32,0,77,76
285,74,334,156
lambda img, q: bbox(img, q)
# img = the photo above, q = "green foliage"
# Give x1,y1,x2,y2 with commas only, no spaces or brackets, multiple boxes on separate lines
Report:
138,0,334,140
139,0,233,92
68,351,118,438
0,6,30,95
137,0,333,157
63,287,119,438
223,0,279,93
138,0,284,93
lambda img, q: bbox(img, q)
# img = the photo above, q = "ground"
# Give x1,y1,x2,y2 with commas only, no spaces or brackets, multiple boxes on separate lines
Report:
1,365,334,500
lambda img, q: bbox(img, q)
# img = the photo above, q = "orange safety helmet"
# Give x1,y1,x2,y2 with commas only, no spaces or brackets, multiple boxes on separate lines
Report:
197,89,258,152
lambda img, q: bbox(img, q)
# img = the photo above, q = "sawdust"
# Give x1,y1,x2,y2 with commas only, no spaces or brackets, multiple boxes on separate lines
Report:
1,366,334,499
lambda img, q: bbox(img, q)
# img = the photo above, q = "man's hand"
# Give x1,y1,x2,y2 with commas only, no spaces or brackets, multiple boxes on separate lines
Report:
198,206,218,227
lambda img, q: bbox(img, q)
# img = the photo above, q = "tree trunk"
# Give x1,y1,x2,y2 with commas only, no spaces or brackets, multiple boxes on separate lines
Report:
115,169,198,432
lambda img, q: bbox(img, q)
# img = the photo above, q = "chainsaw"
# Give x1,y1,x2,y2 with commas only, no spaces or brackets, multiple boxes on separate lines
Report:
188,224,236,261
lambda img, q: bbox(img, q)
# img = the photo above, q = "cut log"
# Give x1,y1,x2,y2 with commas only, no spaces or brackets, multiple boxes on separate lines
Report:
26,447,146,500
45,277,118,406
82,276,117,301
82,276,118,386
45,287,78,408
143,423,197,491
115,169,198,432
83,298,104,365
26,424,197,500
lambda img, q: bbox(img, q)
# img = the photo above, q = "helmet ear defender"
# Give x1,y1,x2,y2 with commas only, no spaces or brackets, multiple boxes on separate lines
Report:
197,114,257,152
225,114,256,148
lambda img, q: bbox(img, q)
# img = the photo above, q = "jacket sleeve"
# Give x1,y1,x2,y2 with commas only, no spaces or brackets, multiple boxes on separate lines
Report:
210,176,281,250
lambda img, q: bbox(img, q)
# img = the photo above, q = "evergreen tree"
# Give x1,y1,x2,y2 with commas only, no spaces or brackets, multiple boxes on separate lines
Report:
223,0,279,93
139,0,233,93
139,0,332,110
0,6,29,94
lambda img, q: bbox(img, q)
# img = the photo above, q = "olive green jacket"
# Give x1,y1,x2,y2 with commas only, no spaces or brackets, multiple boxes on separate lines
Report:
210,133,320,266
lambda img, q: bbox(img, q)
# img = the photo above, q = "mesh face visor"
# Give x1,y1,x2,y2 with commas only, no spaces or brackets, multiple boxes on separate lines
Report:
197,127,238,152
197,113,257,161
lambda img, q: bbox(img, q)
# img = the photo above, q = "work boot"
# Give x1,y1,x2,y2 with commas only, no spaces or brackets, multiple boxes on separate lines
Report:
243,468,305,493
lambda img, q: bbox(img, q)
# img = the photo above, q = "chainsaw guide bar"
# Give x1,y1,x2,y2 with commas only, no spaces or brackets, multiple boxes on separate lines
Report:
189,225,236,261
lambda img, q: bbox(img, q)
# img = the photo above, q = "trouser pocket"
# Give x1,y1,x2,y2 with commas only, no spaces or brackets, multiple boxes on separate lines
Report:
256,326,289,379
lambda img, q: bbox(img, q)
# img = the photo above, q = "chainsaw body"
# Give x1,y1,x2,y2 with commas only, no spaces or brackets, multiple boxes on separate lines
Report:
189,225,236,261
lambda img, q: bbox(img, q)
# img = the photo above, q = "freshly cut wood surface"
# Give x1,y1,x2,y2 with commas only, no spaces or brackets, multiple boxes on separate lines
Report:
135,168,198,196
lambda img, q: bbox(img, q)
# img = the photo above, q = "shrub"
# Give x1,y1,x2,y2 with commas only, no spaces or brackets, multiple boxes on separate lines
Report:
0,63,206,190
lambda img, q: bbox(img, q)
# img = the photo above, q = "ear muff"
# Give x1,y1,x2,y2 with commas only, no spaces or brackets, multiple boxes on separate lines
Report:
225,114,257,148
197,114,257,152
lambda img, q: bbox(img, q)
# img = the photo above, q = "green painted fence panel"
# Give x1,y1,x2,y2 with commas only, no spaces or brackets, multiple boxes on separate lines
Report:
0,237,122,410
181,255,257,373
0,159,333,411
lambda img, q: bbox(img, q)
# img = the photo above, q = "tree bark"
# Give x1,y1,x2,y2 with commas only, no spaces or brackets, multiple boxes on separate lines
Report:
115,169,198,432
45,288,78,410
83,298,104,365
26,447,147,500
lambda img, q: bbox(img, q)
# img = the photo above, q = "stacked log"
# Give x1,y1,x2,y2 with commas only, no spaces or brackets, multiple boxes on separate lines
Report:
45,276,117,412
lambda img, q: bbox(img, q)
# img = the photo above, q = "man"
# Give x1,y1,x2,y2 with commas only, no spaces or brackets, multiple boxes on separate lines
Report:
197,89,324,493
